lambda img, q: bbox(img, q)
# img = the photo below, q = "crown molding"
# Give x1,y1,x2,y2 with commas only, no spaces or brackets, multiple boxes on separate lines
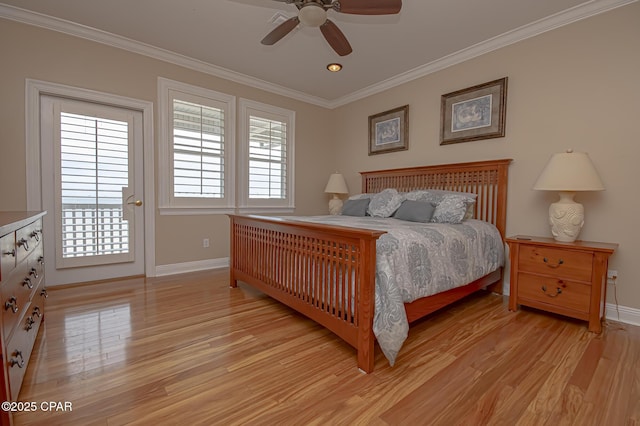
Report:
0,4,333,108
1,0,636,109
329,0,638,108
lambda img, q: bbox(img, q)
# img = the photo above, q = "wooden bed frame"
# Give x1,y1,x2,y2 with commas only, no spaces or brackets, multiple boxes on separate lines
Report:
229,159,512,373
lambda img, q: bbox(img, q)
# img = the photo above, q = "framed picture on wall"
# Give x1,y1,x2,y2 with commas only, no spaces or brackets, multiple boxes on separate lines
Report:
440,77,508,145
368,105,409,155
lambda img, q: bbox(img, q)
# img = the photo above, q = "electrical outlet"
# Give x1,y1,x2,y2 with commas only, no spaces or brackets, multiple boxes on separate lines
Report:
203,238,210,248
607,269,618,285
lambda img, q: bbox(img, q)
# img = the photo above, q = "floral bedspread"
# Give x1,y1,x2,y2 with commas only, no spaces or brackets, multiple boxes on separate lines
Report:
286,216,505,366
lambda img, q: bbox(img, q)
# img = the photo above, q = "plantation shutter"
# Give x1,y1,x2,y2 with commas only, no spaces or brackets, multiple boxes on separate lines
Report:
56,109,133,266
172,99,225,199
248,116,287,199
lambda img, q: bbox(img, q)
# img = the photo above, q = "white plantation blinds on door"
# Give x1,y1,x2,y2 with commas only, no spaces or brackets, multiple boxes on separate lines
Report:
172,99,225,198
249,116,287,199
55,104,136,268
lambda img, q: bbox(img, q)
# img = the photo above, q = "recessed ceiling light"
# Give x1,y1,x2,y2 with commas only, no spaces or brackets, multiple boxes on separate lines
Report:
326,63,342,72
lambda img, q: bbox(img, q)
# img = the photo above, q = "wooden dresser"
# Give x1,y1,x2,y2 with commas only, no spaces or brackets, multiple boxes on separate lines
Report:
507,235,617,333
0,211,47,423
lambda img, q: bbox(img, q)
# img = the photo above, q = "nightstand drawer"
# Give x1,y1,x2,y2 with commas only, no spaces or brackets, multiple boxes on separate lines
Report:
517,272,591,314
518,245,592,282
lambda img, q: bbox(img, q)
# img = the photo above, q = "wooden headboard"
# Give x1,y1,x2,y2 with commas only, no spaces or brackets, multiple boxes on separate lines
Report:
360,159,512,239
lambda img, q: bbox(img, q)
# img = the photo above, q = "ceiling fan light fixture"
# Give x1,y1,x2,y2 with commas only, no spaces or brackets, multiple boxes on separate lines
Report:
260,0,402,56
298,3,327,27
326,63,342,72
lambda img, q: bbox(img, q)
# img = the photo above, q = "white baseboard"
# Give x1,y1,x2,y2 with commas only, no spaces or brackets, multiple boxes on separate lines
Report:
154,257,229,277
606,303,640,327
153,260,640,328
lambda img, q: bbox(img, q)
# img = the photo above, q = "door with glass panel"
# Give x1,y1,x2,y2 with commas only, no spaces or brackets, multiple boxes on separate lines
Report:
40,96,144,285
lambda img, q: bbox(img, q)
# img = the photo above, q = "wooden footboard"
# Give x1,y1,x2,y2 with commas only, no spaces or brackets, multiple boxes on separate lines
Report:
229,215,385,373
229,159,511,372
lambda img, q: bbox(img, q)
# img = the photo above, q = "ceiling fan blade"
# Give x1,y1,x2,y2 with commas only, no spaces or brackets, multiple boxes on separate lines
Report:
320,20,352,56
337,0,402,15
261,17,300,45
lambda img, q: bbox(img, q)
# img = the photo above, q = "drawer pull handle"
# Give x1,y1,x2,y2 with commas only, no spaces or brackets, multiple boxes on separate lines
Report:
4,296,18,313
40,288,49,298
23,277,33,289
18,237,29,251
3,249,16,258
25,316,35,331
10,351,24,368
38,256,45,265
29,267,38,279
543,257,564,268
33,306,41,317
30,230,40,241
541,285,563,297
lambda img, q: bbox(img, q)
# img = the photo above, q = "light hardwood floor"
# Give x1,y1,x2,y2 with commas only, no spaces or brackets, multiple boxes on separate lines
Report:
13,269,640,425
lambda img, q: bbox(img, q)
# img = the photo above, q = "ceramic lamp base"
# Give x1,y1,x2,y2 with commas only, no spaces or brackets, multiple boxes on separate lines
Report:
328,195,344,215
549,191,584,242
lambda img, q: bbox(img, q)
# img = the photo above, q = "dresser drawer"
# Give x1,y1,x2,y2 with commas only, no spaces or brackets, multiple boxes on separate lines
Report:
26,241,44,297
2,262,32,341
31,276,46,327
15,219,42,265
518,245,593,282
517,272,591,314
1,231,16,279
5,300,42,401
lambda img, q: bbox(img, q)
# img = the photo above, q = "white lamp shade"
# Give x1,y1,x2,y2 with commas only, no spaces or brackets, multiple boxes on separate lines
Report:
533,150,604,191
324,173,348,194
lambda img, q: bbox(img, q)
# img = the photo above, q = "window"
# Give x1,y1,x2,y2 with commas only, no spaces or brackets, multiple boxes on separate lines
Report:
158,79,294,214
158,78,235,214
238,99,295,212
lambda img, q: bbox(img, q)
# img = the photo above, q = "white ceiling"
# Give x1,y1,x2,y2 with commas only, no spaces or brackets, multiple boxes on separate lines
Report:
0,0,633,107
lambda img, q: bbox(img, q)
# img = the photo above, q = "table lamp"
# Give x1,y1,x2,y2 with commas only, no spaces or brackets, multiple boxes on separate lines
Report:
324,173,348,215
533,149,604,242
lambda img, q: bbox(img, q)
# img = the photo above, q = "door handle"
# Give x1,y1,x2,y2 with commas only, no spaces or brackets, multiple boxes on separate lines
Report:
122,188,141,224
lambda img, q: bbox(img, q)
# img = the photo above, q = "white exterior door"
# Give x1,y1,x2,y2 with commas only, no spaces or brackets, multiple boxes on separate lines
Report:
40,96,145,285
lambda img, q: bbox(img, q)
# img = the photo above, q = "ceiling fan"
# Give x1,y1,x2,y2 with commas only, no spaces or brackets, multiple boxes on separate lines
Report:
261,0,402,56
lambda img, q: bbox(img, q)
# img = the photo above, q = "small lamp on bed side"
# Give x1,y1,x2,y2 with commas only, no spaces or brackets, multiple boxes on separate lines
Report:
533,149,604,242
324,173,349,215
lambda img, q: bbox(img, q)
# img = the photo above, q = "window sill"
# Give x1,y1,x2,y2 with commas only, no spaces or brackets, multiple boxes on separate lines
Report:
158,206,295,216
158,206,236,216
236,207,295,215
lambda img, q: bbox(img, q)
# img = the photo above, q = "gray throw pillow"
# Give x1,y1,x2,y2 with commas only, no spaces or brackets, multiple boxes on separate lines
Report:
341,198,370,216
393,200,436,223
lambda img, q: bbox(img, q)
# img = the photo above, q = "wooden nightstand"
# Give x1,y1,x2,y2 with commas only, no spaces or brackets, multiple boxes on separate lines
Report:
506,235,617,333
